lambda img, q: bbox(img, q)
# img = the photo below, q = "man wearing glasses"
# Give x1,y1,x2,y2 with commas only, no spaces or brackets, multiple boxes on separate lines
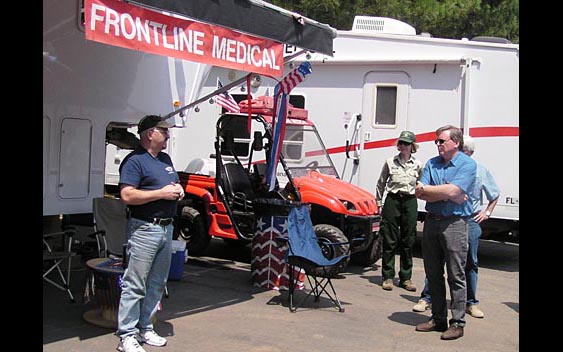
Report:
414,125,476,341
116,115,185,352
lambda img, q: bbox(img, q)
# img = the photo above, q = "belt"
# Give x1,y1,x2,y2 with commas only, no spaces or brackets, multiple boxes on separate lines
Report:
426,212,465,221
131,216,174,226
389,192,415,198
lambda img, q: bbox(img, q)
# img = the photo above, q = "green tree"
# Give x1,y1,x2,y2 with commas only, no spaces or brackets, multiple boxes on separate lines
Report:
269,0,518,43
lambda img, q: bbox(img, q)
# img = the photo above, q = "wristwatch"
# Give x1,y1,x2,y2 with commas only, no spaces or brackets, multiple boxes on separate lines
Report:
485,210,491,217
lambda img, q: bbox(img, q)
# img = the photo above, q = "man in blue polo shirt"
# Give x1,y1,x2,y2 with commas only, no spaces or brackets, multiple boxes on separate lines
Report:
413,135,500,319
116,115,185,352
414,125,476,341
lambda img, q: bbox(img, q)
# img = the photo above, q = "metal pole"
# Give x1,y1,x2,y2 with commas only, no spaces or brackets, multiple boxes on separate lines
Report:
161,50,309,121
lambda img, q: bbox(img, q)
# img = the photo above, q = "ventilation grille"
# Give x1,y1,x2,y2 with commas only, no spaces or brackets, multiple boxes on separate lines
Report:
352,16,416,35
353,17,385,32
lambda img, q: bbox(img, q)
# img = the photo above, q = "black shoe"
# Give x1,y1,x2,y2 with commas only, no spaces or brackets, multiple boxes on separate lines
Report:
441,323,464,340
415,319,448,332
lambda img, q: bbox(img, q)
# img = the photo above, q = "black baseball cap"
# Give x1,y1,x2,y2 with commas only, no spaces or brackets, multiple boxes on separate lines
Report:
137,115,174,134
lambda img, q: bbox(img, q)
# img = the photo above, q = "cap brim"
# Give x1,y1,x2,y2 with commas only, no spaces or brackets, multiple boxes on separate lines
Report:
156,120,174,128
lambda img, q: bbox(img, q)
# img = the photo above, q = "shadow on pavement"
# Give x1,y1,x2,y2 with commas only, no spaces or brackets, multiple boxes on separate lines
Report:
388,310,431,327
399,293,423,304
43,267,113,345
502,301,519,313
44,234,519,346
43,254,258,346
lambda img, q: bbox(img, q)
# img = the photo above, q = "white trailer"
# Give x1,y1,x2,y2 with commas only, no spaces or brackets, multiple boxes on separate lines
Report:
303,17,519,239
43,0,203,217
43,0,335,220
172,16,519,240
45,5,518,241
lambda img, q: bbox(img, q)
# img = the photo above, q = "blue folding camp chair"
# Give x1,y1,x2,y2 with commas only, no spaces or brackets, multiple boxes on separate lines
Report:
284,204,350,312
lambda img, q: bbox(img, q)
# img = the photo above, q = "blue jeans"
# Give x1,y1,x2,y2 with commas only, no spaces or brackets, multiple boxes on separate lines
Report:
420,219,481,307
117,218,173,338
466,218,481,306
420,277,431,302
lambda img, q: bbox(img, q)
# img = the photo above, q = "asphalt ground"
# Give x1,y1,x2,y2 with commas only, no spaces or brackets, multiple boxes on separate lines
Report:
43,233,519,352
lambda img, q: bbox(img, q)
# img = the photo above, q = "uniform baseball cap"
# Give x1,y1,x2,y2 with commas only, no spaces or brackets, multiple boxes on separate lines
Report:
398,131,416,144
137,115,174,134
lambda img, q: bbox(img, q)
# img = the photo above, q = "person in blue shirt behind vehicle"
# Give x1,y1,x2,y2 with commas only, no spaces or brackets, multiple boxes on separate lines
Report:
116,115,185,352
413,135,500,320
414,125,476,341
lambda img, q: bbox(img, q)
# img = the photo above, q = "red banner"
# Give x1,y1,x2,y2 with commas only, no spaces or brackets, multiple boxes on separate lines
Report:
85,0,284,76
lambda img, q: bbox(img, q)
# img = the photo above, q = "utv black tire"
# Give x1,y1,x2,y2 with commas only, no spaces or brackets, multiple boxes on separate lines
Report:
350,231,382,267
177,206,209,255
313,224,350,271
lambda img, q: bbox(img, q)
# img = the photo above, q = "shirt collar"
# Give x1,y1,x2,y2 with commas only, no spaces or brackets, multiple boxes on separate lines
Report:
394,153,414,164
439,150,462,166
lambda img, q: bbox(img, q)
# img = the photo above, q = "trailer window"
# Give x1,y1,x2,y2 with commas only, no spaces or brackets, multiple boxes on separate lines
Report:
231,94,305,108
374,86,397,125
104,123,139,196
283,95,306,161
223,94,306,159
289,95,305,109
282,127,304,161
220,114,251,157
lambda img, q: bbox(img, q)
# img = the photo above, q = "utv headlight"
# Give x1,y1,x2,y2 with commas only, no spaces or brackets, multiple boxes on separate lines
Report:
340,199,356,211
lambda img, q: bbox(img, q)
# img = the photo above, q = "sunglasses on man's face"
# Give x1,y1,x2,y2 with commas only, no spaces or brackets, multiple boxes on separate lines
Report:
434,138,450,145
398,141,411,146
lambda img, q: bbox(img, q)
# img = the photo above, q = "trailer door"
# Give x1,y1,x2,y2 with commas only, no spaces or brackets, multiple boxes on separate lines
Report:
58,118,92,199
353,71,410,190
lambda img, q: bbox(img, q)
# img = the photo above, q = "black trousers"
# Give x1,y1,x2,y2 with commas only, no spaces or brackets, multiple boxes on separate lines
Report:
380,193,418,281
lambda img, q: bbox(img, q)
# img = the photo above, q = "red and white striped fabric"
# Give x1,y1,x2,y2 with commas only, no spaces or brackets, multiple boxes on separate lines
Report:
265,62,312,191
216,78,240,113
279,62,312,94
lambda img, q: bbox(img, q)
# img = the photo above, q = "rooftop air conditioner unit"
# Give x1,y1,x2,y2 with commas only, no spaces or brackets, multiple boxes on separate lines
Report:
352,16,416,35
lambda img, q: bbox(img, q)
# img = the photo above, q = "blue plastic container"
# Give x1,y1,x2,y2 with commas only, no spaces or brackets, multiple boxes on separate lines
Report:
168,240,187,281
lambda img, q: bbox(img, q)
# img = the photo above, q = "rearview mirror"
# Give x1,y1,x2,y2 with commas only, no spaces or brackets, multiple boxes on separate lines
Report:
252,131,263,151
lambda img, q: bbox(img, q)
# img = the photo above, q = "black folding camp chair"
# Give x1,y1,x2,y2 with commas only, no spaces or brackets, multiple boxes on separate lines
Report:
92,197,128,260
43,229,77,302
283,204,350,312
92,196,169,298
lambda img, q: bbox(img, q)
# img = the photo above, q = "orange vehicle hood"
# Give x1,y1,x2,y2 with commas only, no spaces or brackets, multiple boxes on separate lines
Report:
293,171,379,216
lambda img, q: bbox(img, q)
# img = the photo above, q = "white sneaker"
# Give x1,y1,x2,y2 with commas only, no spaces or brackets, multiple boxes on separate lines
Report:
466,304,485,318
412,299,431,312
117,335,146,352
139,330,167,347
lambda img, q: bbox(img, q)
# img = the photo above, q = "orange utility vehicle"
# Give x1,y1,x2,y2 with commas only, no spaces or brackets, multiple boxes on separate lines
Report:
175,97,381,266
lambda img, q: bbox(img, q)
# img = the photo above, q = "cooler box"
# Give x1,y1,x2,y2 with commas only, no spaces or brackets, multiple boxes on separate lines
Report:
168,240,187,281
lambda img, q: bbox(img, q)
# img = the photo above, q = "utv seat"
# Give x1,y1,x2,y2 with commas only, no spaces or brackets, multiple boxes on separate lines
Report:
223,162,255,210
